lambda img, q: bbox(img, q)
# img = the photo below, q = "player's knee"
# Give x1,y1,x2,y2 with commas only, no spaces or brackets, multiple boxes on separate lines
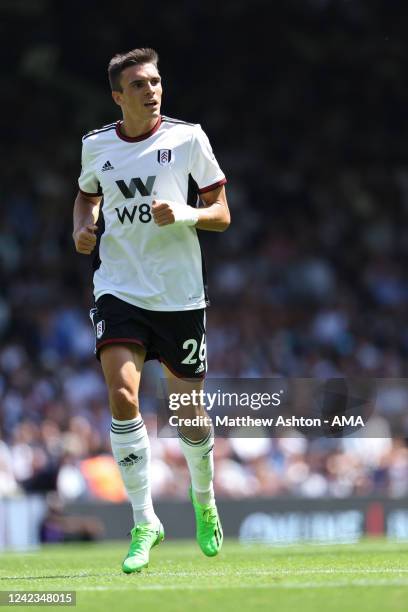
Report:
110,386,140,419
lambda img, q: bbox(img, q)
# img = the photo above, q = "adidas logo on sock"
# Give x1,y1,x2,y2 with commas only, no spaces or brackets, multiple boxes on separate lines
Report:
118,453,142,466
101,160,114,171
195,362,205,374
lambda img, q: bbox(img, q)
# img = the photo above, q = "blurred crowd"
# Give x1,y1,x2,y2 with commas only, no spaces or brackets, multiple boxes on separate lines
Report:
1,0,408,501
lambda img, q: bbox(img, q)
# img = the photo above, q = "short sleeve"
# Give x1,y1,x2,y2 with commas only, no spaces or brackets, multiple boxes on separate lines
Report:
78,139,102,197
189,125,227,194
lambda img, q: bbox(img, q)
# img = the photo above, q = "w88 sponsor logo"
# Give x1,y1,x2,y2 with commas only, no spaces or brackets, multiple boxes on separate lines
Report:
115,203,152,224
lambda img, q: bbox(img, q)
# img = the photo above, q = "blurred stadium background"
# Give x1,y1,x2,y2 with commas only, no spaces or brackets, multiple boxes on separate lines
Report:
2,0,408,549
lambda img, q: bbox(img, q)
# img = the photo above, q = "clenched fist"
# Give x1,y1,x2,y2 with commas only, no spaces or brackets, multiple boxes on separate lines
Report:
152,200,199,227
73,224,98,254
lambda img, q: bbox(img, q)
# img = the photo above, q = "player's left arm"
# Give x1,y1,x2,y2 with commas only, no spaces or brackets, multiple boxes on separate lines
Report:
152,186,230,232
194,184,230,232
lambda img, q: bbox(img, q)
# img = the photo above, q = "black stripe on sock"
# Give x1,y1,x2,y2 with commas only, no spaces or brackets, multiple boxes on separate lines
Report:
111,421,145,434
111,420,144,428
177,428,213,447
110,426,144,432
111,419,144,428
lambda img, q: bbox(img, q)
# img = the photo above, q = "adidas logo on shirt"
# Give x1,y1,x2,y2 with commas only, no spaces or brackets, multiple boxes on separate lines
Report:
101,160,114,171
118,453,142,466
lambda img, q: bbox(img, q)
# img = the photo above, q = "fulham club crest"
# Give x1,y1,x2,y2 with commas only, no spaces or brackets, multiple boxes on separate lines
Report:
96,320,105,339
157,149,173,166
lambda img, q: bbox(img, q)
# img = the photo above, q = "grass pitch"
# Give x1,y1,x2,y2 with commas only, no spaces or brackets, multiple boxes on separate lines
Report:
2,539,408,611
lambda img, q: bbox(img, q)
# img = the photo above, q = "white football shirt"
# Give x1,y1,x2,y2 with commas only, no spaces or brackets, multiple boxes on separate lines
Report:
78,116,226,311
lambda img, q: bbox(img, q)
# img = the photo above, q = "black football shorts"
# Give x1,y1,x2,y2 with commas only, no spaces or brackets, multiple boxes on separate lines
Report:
89,294,207,378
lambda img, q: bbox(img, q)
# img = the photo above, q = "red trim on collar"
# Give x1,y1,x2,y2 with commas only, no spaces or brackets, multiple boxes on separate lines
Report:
115,116,162,142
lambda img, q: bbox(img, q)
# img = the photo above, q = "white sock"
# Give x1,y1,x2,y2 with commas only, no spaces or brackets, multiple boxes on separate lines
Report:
110,417,159,527
178,429,215,505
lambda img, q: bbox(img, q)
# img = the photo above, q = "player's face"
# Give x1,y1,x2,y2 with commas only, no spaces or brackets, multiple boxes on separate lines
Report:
114,63,162,121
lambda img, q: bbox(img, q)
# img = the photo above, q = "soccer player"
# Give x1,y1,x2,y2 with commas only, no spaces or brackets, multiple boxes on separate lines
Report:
72,48,230,573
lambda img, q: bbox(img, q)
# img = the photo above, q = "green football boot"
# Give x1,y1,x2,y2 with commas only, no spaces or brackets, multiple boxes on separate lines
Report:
190,486,223,557
122,522,165,574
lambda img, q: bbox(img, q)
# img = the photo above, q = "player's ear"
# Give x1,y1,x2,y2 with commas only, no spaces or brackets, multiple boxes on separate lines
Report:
112,91,123,107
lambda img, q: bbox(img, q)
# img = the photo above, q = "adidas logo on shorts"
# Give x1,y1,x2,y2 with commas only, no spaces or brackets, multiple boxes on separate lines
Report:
118,453,142,467
195,362,205,374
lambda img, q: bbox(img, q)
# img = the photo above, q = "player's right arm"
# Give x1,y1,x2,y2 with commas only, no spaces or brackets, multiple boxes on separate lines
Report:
74,135,102,254
72,191,101,254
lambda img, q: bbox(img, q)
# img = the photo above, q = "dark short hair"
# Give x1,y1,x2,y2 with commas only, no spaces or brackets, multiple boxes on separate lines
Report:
108,47,159,91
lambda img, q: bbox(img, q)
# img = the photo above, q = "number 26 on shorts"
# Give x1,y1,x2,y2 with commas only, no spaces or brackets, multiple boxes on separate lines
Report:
181,334,206,365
